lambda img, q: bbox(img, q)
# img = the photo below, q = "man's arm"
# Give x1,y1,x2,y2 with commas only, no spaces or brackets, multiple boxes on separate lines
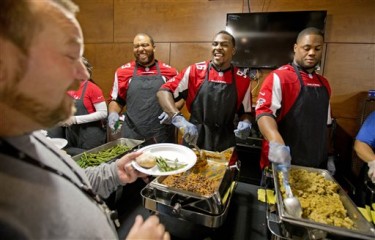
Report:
257,115,285,144
84,151,146,198
354,140,375,163
157,90,180,117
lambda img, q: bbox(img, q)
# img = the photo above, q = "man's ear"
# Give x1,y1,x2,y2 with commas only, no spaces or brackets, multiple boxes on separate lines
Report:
232,47,236,56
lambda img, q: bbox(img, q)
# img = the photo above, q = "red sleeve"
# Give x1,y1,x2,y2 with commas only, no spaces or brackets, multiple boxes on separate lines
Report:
82,81,105,113
255,65,301,121
109,62,134,104
234,67,252,112
160,61,207,112
158,61,178,81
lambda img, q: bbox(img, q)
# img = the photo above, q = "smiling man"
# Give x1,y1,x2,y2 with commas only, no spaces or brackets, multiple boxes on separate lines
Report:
255,27,332,169
108,33,180,143
0,1,169,239
157,30,252,152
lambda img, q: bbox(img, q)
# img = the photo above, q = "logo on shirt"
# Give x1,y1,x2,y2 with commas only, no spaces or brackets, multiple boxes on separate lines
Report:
121,63,131,69
196,62,207,70
236,69,247,78
255,98,266,109
162,63,172,68
306,83,322,87
210,79,227,84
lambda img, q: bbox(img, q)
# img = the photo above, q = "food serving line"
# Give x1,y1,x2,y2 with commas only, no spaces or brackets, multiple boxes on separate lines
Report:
72,138,375,240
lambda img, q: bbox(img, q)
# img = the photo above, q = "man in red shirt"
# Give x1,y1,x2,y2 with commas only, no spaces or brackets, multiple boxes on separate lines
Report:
108,33,180,143
256,27,332,169
157,31,252,152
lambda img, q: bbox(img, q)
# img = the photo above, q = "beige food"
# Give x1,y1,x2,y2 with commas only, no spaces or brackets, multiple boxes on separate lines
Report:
279,169,354,229
135,152,157,168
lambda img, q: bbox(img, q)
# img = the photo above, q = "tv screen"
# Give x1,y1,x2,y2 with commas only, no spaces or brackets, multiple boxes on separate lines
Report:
226,11,327,69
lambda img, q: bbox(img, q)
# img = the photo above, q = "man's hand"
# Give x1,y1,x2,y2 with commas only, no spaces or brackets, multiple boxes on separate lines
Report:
126,215,170,240
172,115,198,144
108,112,119,131
368,160,375,183
158,112,172,125
268,141,292,166
234,121,252,139
116,151,147,185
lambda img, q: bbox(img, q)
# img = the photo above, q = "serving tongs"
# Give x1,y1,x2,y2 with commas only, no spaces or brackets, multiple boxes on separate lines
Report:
279,165,303,218
190,143,206,161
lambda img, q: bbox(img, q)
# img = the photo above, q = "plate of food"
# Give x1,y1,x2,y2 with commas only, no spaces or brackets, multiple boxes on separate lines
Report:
131,143,197,176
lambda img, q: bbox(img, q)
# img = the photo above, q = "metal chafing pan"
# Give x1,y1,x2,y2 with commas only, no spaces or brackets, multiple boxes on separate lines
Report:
141,148,239,228
272,164,375,239
72,138,144,162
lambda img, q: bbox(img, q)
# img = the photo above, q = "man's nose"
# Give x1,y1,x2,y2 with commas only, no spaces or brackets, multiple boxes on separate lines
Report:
76,60,90,80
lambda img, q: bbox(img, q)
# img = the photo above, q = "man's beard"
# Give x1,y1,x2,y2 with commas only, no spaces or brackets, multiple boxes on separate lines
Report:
2,83,75,128
136,51,154,66
0,53,75,129
17,93,74,128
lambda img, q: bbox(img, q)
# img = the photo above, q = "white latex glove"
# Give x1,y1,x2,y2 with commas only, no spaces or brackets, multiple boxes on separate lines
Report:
327,155,336,176
368,160,375,183
158,112,172,125
172,115,198,145
61,116,76,127
108,112,119,131
268,141,292,166
234,121,252,139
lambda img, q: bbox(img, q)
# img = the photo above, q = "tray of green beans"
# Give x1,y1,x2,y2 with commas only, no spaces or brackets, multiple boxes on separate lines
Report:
73,138,144,168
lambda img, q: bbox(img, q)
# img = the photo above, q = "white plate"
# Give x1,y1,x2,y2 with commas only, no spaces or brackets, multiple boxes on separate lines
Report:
49,138,68,149
131,143,197,176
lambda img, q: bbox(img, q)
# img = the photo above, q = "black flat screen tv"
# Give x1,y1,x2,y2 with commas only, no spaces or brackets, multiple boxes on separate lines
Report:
226,11,327,69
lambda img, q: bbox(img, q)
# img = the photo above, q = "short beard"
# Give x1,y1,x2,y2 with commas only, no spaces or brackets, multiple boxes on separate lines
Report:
10,90,74,128
1,77,74,128
136,52,155,67
0,50,75,129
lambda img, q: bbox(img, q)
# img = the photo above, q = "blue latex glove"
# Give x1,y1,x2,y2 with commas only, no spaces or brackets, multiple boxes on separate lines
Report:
234,121,252,139
158,112,172,125
368,160,375,184
268,141,292,166
172,115,198,144
108,112,119,131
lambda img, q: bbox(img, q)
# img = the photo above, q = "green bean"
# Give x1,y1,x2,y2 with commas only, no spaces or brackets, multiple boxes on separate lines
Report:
156,157,187,172
77,144,130,168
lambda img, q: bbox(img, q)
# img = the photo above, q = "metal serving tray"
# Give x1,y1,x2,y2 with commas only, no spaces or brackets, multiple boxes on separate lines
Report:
272,164,375,240
141,181,237,228
72,138,144,162
141,148,239,228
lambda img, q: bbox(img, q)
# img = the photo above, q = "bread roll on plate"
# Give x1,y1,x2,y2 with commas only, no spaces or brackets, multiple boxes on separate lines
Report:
135,152,157,168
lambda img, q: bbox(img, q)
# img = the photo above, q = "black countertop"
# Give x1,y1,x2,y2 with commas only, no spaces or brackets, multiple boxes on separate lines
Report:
115,180,270,240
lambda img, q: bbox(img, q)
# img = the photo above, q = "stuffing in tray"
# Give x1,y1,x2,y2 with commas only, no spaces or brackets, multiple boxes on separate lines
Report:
279,169,355,229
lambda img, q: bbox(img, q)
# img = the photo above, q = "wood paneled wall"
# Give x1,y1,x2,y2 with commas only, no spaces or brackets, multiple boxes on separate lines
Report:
75,0,375,139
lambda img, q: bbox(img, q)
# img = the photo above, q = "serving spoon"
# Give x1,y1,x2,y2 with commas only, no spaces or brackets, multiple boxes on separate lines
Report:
280,167,303,218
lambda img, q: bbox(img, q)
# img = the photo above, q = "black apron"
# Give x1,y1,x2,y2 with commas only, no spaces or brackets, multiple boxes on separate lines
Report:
65,81,106,155
278,64,329,167
188,62,237,152
122,62,174,143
